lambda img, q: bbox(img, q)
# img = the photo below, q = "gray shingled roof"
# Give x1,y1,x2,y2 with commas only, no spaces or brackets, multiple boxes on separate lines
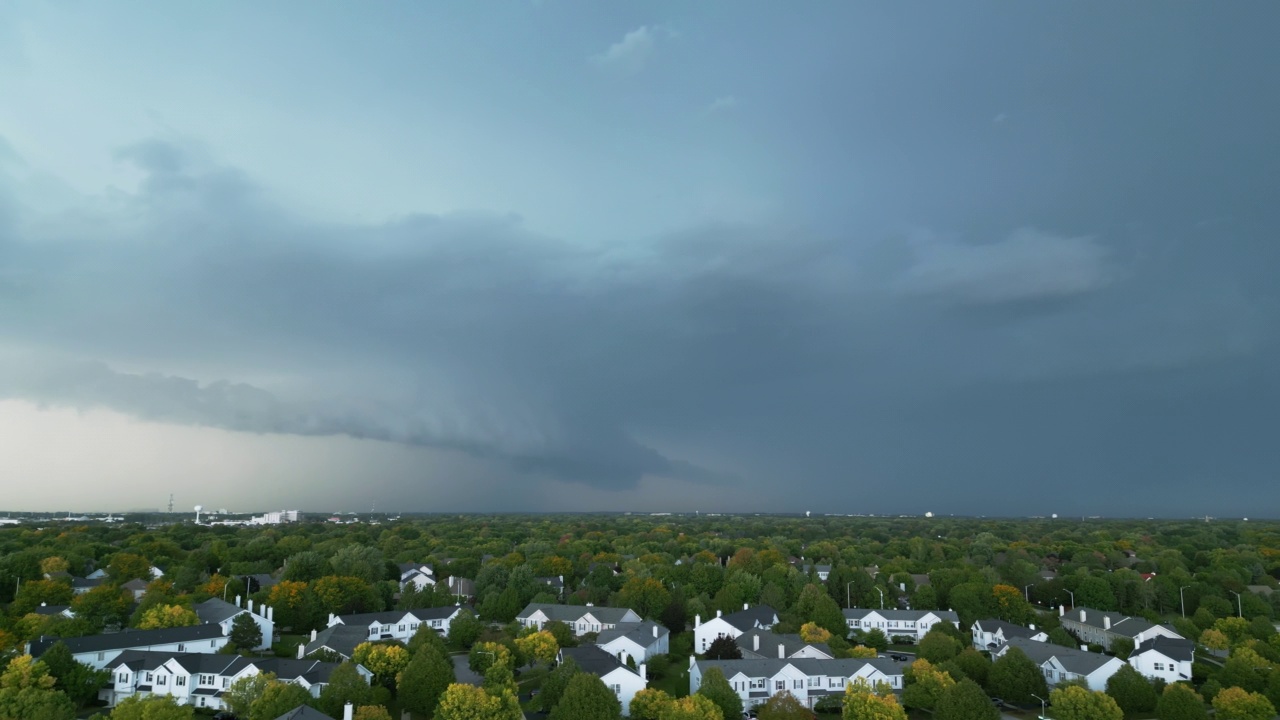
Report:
736,629,831,659
194,598,246,625
1062,607,1158,639
595,620,668,647
843,608,960,623
274,706,337,720
334,607,458,627
696,656,907,680
1004,636,1118,676
29,623,226,657
721,605,779,632
305,624,371,659
517,603,637,625
1134,636,1194,663
972,618,1042,642
560,646,642,679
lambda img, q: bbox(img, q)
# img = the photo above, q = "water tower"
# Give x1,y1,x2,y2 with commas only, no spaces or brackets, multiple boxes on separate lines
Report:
194,505,203,524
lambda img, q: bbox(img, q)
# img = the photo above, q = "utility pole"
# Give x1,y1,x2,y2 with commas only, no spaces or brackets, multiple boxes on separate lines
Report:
875,587,884,609
1180,585,1191,618
1230,590,1242,618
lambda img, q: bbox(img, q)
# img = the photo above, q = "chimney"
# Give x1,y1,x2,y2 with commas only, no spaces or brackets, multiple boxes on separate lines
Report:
311,629,317,641
743,603,749,611
1029,624,1036,631
297,644,305,659
1079,609,1086,622
1103,616,1111,630
716,610,722,618
343,703,354,720
1080,645,1088,652
1059,605,1065,617
778,644,785,659
753,635,760,652
640,663,647,682
235,595,242,607
653,625,659,638
248,599,254,613
900,583,906,592
267,606,274,622
694,614,701,628
329,613,336,625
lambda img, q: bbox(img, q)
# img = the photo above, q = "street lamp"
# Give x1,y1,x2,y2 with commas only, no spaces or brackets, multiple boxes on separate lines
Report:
875,587,885,609
1230,590,1242,618
1024,584,1034,603
847,580,856,609
1180,585,1191,618
1065,589,1075,608
1032,693,1048,719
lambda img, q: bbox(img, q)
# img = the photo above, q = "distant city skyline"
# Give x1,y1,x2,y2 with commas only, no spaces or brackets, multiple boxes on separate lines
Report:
1,2,1278,515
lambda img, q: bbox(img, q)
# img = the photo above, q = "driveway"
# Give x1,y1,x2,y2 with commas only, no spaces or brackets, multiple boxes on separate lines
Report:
451,653,484,686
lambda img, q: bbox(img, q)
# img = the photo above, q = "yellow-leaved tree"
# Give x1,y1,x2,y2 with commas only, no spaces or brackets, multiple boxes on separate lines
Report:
800,622,832,644
136,604,200,630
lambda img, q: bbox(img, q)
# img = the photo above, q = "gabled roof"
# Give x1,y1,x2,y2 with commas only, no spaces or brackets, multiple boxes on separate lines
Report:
29,623,226,657
843,608,959,623
1134,636,1194,663
736,629,831,659
194,598,246,625
721,605,779,632
72,577,104,589
517,603,637,625
972,618,1043,643
596,621,668,647
33,604,72,616
333,607,459,627
560,646,642,679
1003,636,1119,676
122,578,150,592
696,656,907,680
305,625,371,660
274,706,337,720
1061,608,1159,639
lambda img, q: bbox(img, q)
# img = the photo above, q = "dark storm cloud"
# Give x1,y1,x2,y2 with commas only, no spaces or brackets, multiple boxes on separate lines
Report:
1,135,1275,515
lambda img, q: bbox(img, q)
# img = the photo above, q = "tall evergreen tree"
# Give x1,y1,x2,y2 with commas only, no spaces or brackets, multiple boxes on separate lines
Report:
547,673,622,720
398,647,455,718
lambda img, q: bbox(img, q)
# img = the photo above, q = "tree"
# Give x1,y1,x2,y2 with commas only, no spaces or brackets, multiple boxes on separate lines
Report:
407,623,449,657
70,585,133,631
540,656,580,712
267,580,319,631
135,604,199,630
548,672,622,720
1157,683,1208,720
1212,687,1276,720
109,694,194,720
447,610,484,649
352,643,411,688
435,683,503,720
0,655,76,720
757,691,812,720
952,647,991,687
902,658,956,712
39,641,108,707
316,662,373,718
1047,627,1077,648
1105,663,1158,713
467,641,511,674
107,553,153,583
222,671,275,718
987,646,1047,705
1110,636,1135,660
862,628,889,652
329,545,385,584
230,613,264,650
248,679,313,720
398,647,454,717
842,680,907,720
515,630,559,667
704,636,742,660
660,694,724,720
543,620,578,649
629,688,674,720
992,585,1033,625
800,622,832,644
697,667,742,720
935,679,998,720
1048,685,1123,720
313,576,381,616
353,708,393,720
618,577,672,619
918,629,962,663
849,645,879,659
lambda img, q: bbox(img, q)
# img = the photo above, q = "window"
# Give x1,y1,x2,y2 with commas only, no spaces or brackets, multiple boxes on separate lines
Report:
611,683,621,695
211,640,217,647
794,679,802,689
98,652,105,661
158,675,167,686
399,624,405,632
118,673,128,683
1154,663,1164,671
178,643,185,652
775,680,785,691
410,623,419,631
222,678,230,689
749,679,766,690
177,676,186,686
146,673,153,683
200,674,214,686
808,677,820,687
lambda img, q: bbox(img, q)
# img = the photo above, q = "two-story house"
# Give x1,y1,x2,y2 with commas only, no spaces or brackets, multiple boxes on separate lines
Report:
516,603,643,637
101,650,368,710
559,646,647,716
843,609,960,642
996,637,1125,692
397,563,435,592
595,621,670,666
690,657,907,711
194,598,275,651
1128,636,1194,683
693,605,780,654
28,624,230,670
970,618,1048,651
735,629,833,660
1056,607,1183,652
326,607,462,644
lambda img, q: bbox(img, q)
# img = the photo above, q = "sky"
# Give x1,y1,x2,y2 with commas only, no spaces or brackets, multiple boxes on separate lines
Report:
1,1,1278,516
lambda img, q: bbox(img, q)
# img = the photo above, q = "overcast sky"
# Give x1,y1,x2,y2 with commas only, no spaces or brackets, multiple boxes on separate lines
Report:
1,1,1277,516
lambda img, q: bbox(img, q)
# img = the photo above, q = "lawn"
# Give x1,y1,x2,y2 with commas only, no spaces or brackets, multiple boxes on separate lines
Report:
272,633,307,658
649,657,690,698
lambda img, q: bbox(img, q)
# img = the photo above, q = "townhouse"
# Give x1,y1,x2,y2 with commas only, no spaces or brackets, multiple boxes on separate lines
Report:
560,646,648,716
1128,636,1194,683
1056,606,1183,652
28,624,231,670
842,608,960,642
595,621,670,665
693,605,780,654
735,629,833,660
326,607,462,644
970,618,1048,651
517,603,642,636
996,636,1125,692
194,597,275,651
690,657,908,711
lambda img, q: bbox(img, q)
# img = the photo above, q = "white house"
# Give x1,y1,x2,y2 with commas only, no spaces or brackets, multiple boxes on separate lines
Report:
397,563,435,592
1057,606,1184,651
596,621,670,666
997,637,1126,692
100,650,369,710
1128,636,1194,683
194,597,275,651
517,603,642,637
693,604,780,654
843,609,960,642
735,629,833,660
560,646,647,716
970,618,1049,651
691,657,907,711
28,624,231,670
327,607,462,645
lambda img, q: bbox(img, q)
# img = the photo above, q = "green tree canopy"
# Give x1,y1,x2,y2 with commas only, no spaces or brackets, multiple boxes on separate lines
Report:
696,667,742,720
230,613,264,649
548,672,622,720
935,679,999,720
1105,663,1158,714
757,691,812,720
987,647,1048,705
248,680,313,720
1156,683,1208,720
398,646,454,718
1049,685,1123,720
108,694,194,720
316,662,373,718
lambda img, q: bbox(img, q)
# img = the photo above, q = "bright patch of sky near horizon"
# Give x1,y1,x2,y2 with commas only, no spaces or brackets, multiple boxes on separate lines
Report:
0,1,1277,515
